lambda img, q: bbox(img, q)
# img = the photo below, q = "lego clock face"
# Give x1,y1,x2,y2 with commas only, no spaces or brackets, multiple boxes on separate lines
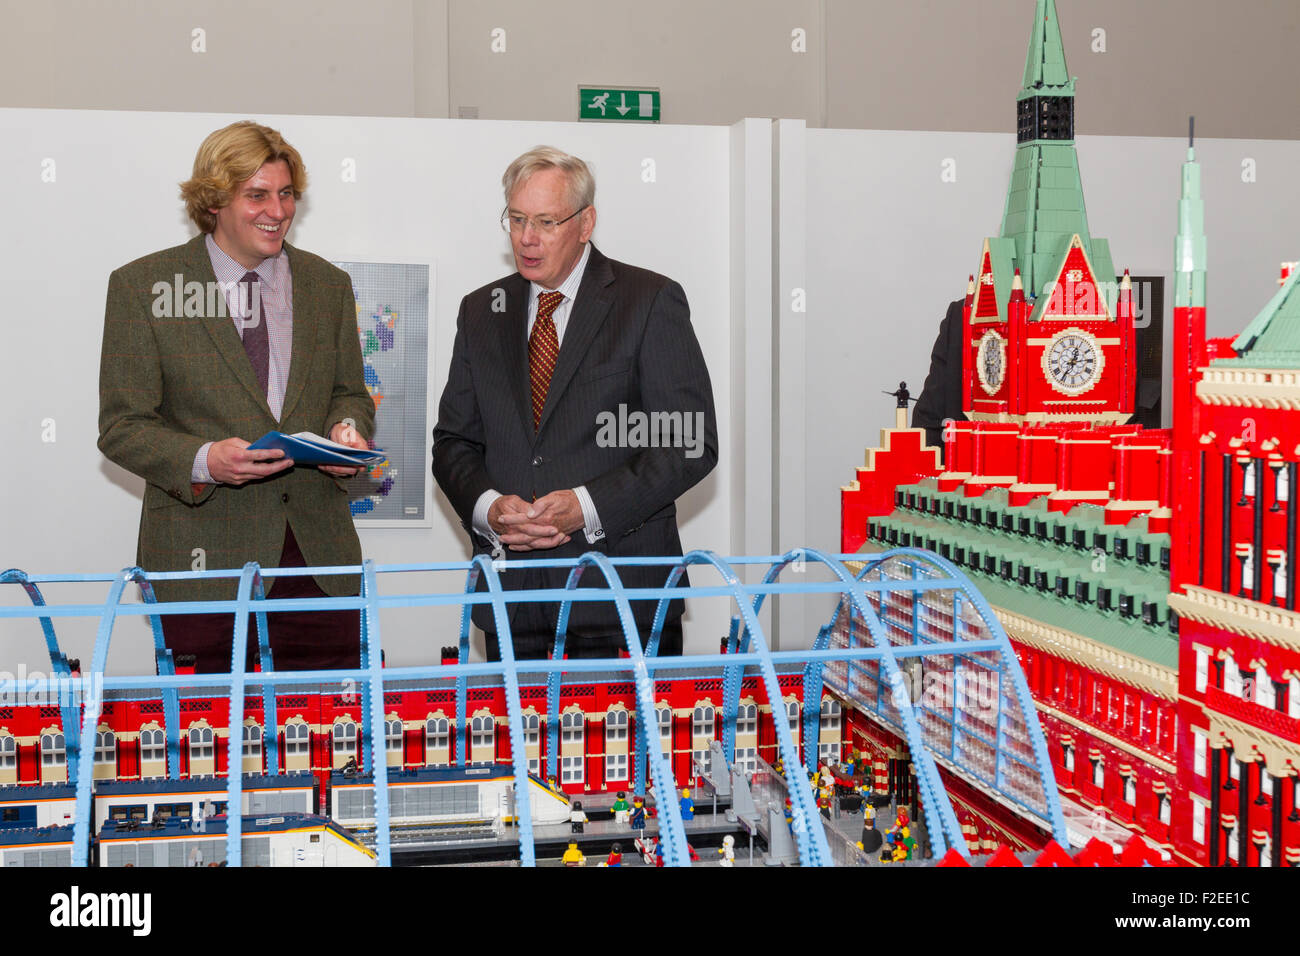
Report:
1042,328,1104,396
976,331,1005,395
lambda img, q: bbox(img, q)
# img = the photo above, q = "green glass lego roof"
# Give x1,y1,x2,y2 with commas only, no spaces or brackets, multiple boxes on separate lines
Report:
862,480,1177,670
1220,268,1300,369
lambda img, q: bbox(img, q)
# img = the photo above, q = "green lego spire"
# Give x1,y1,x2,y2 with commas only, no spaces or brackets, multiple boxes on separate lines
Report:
996,0,1113,317
1021,0,1072,92
1174,121,1207,310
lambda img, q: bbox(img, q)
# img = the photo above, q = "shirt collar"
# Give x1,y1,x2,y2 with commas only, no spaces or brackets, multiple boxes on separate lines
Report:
204,232,282,287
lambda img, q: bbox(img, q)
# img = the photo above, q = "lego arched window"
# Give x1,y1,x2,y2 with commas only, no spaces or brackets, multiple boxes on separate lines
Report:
139,725,165,779
1223,662,1243,698
425,716,450,766
93,727,117,781
0,732,16,785
385,717,404,768
1255,667,1276,709
471,713,495,763
605,709,629,783
560,710,584,784
1273,553,1288,602
242,722,263,773
1091,758,1104,789
785,699,800,746
39,730,67,784
1193,647,1210,694
1191,800,1207,846
561,710,584,745
1123,774,1136,805
188,724,215,778
1290,677,1300,721
818,699,842,764
656,706,672,755
736,702,757,737
1062,743,1075,773
284,721,310,755
691,704,715,768
1158,792,1171,826
606,708,628,743
1274,464,1289,503
733,701,758,774
514,712,540,775
40,731,66,767
94,729,115,763
283,719,311,773
332,720,358,769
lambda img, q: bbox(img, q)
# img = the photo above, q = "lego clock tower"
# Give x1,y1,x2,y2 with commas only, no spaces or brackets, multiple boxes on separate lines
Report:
963,0,1135,425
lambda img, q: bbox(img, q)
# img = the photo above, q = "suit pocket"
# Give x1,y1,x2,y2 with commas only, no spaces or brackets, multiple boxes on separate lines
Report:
575,361,630,385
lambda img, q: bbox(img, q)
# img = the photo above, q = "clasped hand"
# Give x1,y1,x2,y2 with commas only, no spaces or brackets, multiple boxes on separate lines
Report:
489,490,583,551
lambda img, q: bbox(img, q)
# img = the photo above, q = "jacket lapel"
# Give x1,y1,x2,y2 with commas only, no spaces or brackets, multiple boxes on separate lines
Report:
499,274,534,440
280,242,315,424
185,235,271,414
536,244,614,435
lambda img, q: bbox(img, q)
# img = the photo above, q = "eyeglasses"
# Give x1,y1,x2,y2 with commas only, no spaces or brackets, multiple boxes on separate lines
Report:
500,206,588,235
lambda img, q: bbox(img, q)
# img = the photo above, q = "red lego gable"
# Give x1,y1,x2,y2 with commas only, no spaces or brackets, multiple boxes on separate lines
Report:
974,247,1000,319
1043,238,1112,321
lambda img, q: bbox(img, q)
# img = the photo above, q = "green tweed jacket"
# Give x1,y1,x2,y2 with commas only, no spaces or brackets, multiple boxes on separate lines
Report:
97,234,375,603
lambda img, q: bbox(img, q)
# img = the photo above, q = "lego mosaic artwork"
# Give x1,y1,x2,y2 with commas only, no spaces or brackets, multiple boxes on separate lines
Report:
332,260,431,524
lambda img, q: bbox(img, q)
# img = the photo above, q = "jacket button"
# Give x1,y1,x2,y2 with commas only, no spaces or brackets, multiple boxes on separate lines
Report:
281,493,290,504
531,456,543,467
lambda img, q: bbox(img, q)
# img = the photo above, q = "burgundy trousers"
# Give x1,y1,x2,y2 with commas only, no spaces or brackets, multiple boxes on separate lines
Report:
158,525,360,674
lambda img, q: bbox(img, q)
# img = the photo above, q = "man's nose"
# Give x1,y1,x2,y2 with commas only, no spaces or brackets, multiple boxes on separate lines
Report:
518,219,543,243
265,196,286,220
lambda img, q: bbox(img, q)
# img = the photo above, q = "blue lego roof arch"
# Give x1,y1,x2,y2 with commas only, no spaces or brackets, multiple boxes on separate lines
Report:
0,547,1066,866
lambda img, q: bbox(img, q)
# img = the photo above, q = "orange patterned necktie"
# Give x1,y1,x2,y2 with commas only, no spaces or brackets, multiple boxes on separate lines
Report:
529,291,564,429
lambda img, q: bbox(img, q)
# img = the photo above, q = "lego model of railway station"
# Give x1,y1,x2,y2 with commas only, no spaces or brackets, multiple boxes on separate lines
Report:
3,0,1299,867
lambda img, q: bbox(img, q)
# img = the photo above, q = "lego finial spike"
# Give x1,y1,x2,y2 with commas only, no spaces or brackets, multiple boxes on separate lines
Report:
966,274,976,295
1120,270,1131,289
1011,268,1023,290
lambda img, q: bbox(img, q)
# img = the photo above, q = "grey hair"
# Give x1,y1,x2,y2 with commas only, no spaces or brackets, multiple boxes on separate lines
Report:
502,146,595,213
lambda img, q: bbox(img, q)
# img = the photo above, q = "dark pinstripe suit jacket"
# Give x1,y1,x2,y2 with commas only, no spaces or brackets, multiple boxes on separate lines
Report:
97,234,375,603
433,244,718,635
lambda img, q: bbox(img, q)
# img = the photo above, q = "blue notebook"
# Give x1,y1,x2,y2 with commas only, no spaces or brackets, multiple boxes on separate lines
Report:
246,431,386,467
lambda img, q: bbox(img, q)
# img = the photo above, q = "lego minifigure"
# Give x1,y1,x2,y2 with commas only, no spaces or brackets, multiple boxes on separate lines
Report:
679,788,694,821
605,842,623,867
611,790,630,825
569,800,588,833
719,834,735,867
562,842,586,867
629,795,646,831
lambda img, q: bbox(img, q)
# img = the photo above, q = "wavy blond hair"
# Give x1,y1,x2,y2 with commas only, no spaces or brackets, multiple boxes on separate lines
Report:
179,121,307,233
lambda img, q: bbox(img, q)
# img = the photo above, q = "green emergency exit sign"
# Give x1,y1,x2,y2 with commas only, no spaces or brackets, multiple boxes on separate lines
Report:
578,86,660,122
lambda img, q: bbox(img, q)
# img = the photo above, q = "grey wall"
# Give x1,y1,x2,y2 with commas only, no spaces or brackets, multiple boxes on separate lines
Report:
3,0,1297,139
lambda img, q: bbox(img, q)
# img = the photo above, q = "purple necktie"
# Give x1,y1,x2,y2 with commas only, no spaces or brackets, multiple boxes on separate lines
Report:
240,271,270,397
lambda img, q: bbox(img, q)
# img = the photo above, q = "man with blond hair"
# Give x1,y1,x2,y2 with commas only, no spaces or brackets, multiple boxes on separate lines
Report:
98,121,374,673
433,146,717,661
